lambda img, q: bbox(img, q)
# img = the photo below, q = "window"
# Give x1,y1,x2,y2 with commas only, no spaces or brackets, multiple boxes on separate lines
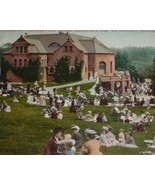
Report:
65,46,68,52
110,61,113,73
24,47,27,53
16,47,19,53
24,59,27,67
70,66,75,74
19,59,22,67
49,67,55,74
48,42,60,51
20,46,23,53
69,46,73,52
99,61,106,75
14,59,17,67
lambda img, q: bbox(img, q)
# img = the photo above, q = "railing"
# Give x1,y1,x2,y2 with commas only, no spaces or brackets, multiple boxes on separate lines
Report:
100,75,130,82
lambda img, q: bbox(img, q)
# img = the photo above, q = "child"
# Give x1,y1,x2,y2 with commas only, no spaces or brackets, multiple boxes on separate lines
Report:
64,141,76,155
118,129,125,144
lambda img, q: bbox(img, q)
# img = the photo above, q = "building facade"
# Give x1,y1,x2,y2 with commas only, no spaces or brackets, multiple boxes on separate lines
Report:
2,32,131,93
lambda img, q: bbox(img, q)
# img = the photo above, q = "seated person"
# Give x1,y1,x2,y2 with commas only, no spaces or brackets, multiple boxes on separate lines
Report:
2,101,11,112
118,129,125,144
136,122,146,132
94,98,100,106
71,125,83,148
125,132,135,145
76,111,85,120
102,113,108,123
70,100,76,113
106,126,119,146
96,113,103,123
139,98,145,107
51,110,58,119
57,111,63,120
44,111,50,118
13,96,19,103
80,129,102,155
92,113,99,122
63,141,76,155
111,106,120,114
84,111,93,122
100,97,108,105
120,113,126,123
99,126,109,146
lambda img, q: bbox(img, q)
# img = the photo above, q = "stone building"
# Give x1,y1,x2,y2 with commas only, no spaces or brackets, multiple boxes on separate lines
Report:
2,32,131,93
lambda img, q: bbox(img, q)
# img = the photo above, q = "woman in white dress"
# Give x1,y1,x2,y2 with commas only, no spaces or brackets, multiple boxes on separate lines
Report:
118,129,125,144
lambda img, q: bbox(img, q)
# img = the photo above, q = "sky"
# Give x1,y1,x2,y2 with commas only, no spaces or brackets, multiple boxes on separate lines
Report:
1,30,155,48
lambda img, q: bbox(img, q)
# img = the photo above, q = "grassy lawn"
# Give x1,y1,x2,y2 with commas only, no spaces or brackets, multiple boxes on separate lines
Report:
0,83,155,155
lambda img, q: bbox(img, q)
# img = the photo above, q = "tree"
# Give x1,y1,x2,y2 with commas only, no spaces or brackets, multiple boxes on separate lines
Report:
0,43,12,76
115,49,144,82
1,58,41,82
72,58,84,81
148,58,155,95
54,56,70,83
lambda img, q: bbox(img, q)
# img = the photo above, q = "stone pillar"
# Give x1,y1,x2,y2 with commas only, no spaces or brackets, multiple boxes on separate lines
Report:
121,81,125,94
110,81,115,92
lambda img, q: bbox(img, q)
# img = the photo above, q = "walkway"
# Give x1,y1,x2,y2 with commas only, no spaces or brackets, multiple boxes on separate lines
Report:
45,79,96,92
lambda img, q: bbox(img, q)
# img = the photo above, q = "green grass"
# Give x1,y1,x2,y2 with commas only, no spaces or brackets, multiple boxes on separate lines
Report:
1,88,155,155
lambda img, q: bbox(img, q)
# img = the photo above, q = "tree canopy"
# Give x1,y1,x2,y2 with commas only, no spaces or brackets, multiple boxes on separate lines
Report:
115,49,144,82
54,56,83,83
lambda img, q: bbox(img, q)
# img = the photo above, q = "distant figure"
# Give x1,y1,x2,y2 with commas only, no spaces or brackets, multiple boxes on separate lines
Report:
89,72,94,80
26,82,31,94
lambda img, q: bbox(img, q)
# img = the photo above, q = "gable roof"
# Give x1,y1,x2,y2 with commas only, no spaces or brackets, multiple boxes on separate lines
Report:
24,38,47,53
3,32,114,54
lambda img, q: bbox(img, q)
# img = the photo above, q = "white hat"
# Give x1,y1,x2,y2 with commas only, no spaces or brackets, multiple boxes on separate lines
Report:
85,128,97,135
71,125,80,131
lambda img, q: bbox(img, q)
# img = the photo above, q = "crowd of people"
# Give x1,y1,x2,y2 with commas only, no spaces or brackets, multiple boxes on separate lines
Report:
1,79,155,155
111,105,154,132
43,124,140,155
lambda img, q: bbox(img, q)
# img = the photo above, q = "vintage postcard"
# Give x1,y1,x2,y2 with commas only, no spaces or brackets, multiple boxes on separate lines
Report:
0,30,155,155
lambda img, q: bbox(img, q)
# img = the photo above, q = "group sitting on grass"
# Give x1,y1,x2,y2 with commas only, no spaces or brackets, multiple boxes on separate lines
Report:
76,110,108,123
43,124,139,155
111,105,154,133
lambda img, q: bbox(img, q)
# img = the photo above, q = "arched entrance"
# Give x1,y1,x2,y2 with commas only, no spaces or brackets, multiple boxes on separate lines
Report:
99,61,106,75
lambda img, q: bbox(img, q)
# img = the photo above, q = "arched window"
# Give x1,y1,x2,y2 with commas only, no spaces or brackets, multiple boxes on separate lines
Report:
110,61,113,73
49,67,55,74
70,66,75,74
99,61,106,75
48,42,60,51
